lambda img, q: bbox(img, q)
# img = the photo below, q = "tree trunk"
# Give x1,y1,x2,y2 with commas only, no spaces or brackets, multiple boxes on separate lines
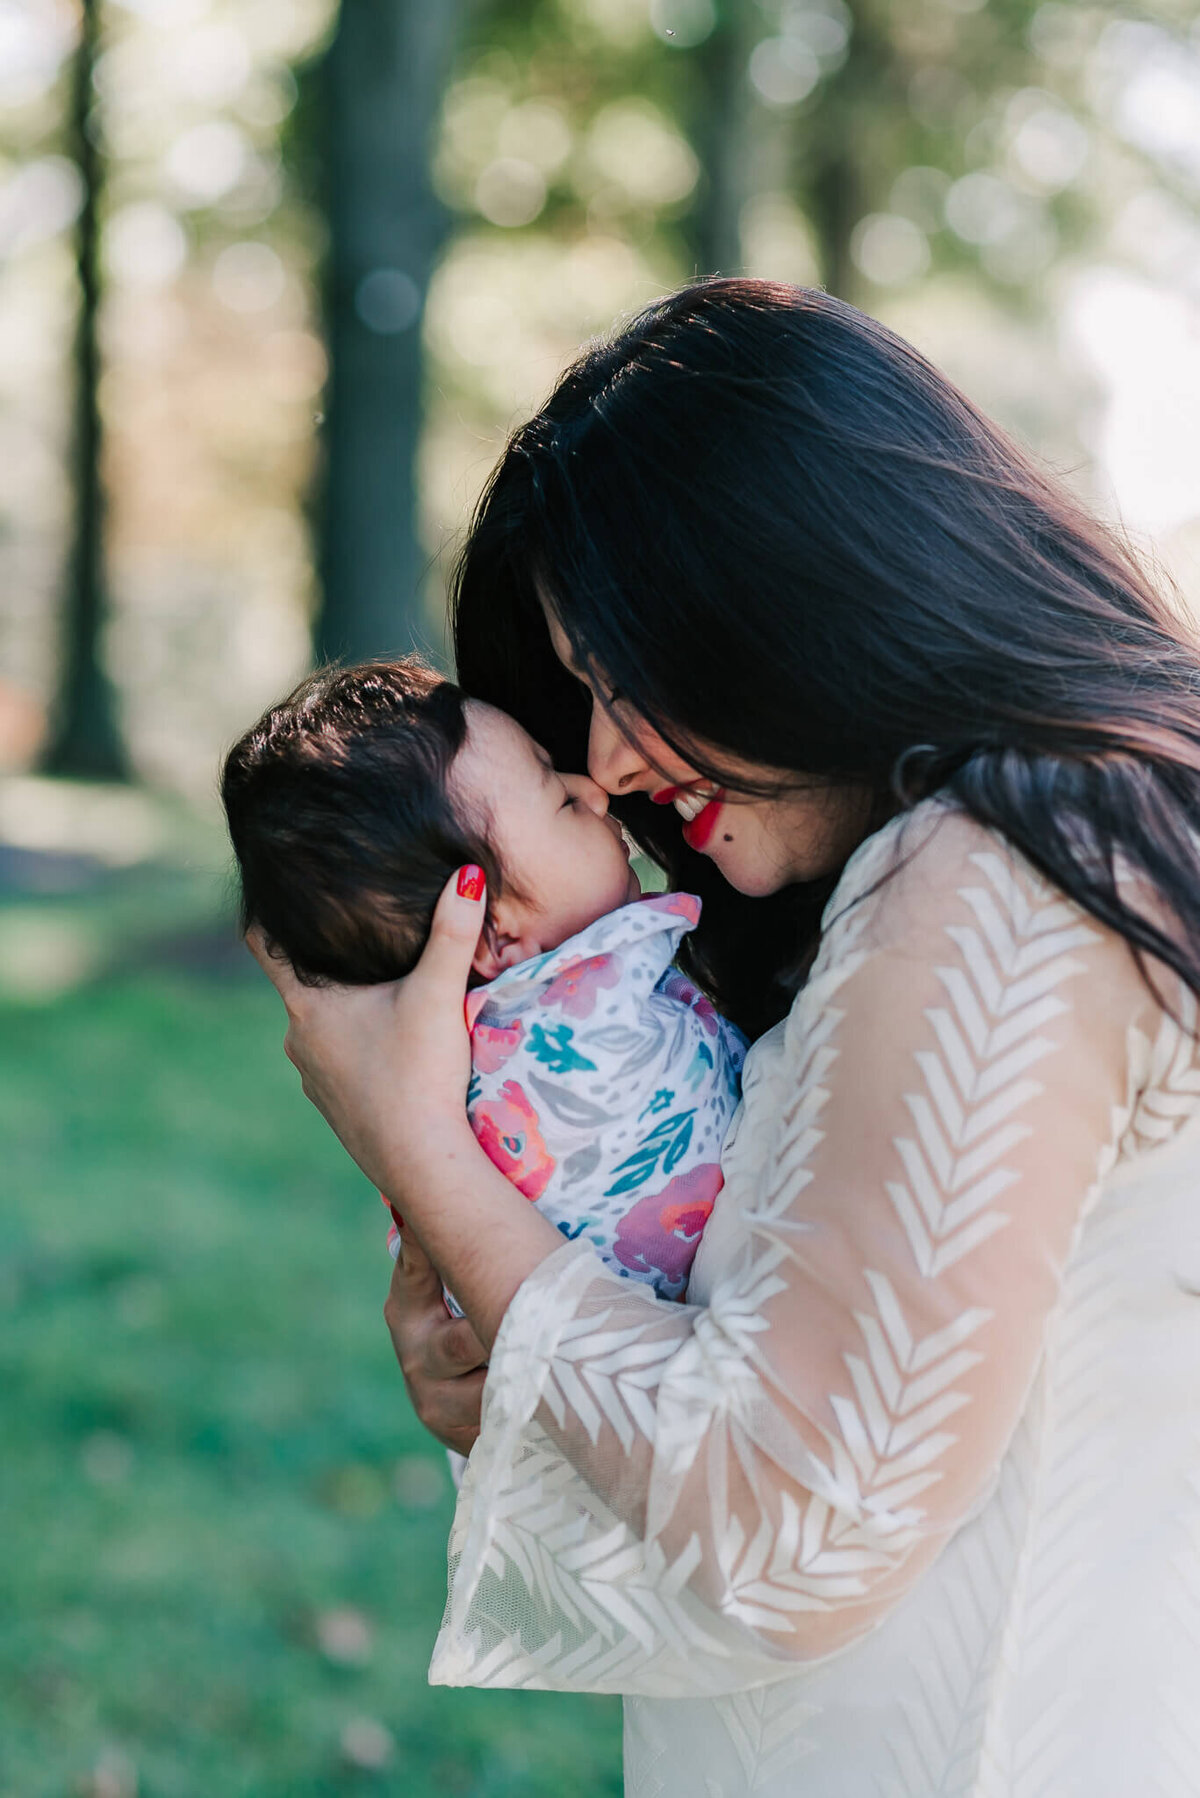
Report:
42,0,128,780
315,0,467,665
806,125,862,304
686,9,759,277
798,5,893,305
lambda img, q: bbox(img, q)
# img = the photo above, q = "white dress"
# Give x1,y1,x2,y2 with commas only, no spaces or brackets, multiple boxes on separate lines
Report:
429,800,1200,1796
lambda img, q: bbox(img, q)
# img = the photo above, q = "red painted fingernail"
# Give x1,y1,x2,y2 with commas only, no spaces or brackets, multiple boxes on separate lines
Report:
457,864,485,901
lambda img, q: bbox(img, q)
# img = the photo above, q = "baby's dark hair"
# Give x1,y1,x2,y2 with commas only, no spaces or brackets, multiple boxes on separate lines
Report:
221,657,504,984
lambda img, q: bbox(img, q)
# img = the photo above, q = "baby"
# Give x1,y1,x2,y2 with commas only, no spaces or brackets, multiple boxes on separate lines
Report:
222,657,746,1302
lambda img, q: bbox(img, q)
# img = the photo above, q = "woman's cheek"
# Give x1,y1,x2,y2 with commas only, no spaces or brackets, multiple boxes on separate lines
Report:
714,802,825,894
705,820,783,897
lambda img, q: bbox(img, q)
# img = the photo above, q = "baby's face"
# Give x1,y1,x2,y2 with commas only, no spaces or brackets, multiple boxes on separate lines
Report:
452,701,642,962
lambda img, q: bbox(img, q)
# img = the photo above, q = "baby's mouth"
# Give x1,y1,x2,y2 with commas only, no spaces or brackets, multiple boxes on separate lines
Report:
606,815,632,855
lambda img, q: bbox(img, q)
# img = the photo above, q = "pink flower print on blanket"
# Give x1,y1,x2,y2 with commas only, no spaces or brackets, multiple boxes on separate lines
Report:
538,953,621,1019
640,891,701,928
659,969,719,1037
473,1079,555,1201
464,989,525,1072
612,1162,724,1297
471,1017,524,1074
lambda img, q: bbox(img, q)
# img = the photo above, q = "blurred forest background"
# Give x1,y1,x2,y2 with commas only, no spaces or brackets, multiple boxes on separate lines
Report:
3,1,1200,1793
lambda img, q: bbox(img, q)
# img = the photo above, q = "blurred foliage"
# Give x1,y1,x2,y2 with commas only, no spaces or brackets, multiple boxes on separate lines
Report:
425,0,1200,298
0,956,621,1795
3,3,1200,1786
1,0,1199,790
408,0,1200,646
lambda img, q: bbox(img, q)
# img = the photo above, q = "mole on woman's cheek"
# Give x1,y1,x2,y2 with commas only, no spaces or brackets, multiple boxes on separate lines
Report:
723,833,733,843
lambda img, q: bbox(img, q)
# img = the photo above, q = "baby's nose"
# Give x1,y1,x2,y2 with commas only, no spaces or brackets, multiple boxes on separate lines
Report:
567,772,609,816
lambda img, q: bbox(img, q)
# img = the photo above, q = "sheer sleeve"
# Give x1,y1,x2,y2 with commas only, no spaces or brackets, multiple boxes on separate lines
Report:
429,803,1190,1696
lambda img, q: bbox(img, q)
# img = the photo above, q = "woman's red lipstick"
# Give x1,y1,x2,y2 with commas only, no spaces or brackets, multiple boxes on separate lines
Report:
682,792,723,850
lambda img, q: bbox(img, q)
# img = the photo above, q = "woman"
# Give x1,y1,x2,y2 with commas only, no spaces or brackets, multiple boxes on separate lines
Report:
254,282,1200,1794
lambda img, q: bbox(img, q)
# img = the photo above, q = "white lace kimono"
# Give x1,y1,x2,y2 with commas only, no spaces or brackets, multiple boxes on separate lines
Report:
429,800,1200,1796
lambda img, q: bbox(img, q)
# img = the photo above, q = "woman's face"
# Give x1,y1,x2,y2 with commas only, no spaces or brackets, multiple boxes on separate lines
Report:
542,607,874,898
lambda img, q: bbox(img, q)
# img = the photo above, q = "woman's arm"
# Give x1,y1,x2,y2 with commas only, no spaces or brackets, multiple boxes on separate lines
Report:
251,816,1191,1696
425,811,1193,1694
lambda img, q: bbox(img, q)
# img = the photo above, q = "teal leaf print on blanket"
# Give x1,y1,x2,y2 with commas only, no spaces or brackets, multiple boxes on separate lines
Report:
684,1040,714,1092
527,1022,597,1076
604,1107,696,1197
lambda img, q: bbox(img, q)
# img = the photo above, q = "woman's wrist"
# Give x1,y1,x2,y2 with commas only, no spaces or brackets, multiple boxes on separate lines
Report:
385,1120,564,1349
382,1107,479,1199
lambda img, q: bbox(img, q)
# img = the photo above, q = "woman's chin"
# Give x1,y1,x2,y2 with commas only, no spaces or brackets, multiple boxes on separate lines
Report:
701,847,789,899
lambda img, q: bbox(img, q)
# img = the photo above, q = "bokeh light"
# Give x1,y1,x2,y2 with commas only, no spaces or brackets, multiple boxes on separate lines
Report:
851,213,931,287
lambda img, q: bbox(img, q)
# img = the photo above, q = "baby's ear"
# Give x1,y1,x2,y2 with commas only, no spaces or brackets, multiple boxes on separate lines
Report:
470,924,507,983
470,907,537,983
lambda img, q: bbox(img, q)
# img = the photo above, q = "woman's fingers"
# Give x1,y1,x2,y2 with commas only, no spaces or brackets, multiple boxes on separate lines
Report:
244,925,303,1010
244,872,482,1116
410,866,488,997
417,1369,486,1459
436,1314,489,1379
392,1226,443,1300
385,1249,488,1377
384,1253,487,1453
243,928,312,1072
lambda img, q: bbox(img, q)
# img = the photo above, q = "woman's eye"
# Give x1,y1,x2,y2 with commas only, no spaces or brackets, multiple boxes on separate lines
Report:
560,794,578,810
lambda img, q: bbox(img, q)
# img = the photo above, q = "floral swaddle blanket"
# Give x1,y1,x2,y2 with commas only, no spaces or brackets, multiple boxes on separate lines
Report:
394,892,746,1304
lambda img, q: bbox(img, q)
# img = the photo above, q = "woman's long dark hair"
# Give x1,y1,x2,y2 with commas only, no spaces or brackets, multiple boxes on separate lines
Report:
451,278,1200,1039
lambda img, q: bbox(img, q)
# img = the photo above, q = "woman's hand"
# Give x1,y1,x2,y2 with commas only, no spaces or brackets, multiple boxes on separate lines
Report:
384,1232,487,1457
247,866,566,1351
245,868,488,1196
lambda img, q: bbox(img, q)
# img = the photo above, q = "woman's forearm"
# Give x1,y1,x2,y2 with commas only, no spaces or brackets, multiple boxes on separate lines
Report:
390,1117,565,1350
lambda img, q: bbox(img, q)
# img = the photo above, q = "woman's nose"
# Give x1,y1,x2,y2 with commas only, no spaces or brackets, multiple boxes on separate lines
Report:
587,703,652,795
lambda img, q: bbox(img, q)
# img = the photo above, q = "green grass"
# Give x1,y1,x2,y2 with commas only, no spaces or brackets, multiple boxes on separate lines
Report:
0,968,621,1797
